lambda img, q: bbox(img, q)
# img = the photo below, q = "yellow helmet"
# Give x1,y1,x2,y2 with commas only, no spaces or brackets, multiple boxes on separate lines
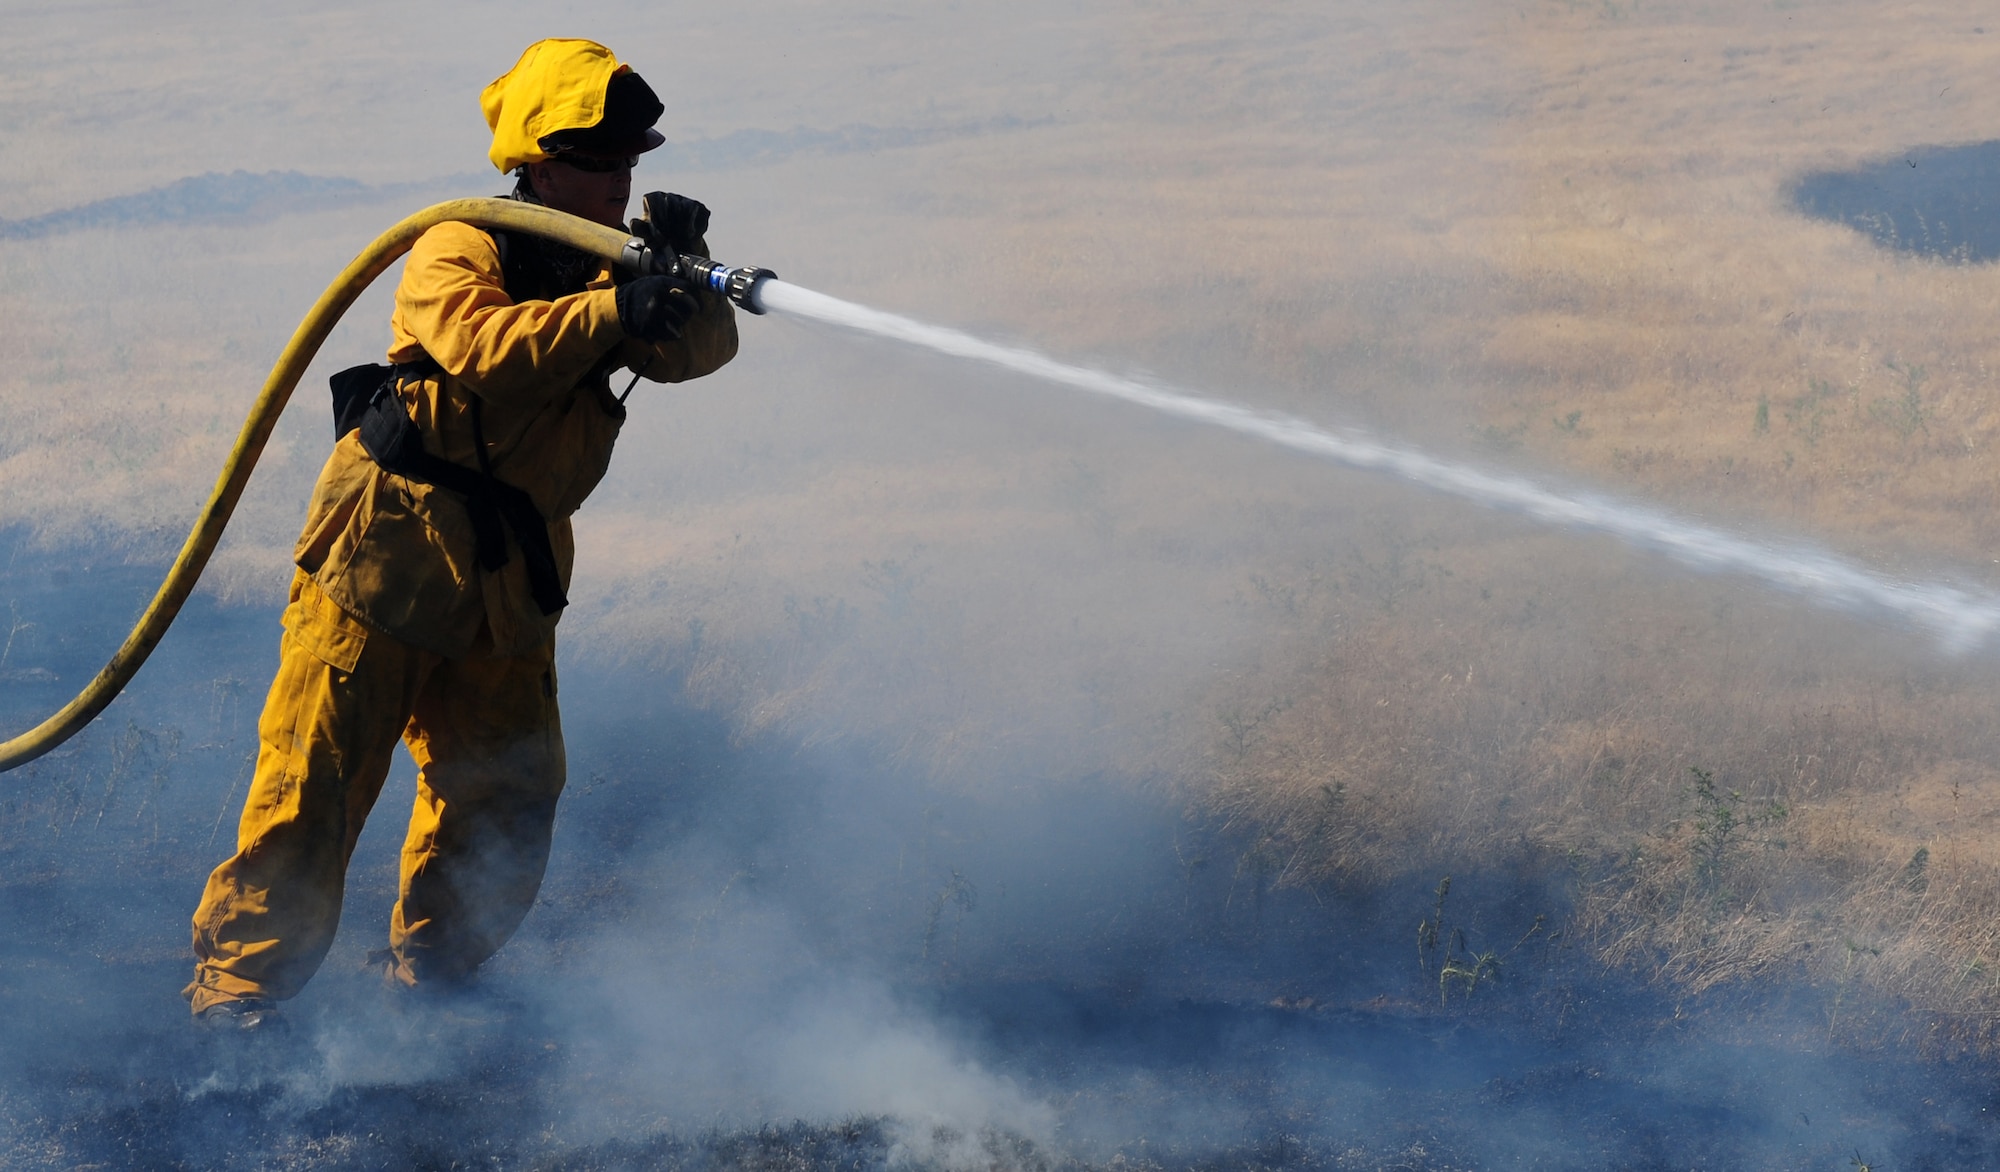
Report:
480,38,666,173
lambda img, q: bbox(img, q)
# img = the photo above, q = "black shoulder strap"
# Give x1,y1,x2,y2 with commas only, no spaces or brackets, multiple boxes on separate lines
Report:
330,363,393,439
488,227,550,303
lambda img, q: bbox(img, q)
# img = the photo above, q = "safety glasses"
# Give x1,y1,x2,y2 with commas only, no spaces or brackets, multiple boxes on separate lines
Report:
556,153,638,173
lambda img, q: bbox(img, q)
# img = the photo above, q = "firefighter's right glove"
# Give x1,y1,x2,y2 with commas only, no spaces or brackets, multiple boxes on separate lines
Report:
615,275,700,343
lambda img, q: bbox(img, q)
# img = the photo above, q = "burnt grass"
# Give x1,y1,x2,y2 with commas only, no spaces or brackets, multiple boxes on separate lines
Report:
5,534,2000,1169
7,962,1999,1170
1793,140,2000,264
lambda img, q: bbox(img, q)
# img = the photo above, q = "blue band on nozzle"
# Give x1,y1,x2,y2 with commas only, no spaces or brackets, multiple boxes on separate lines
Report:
675,253,776,315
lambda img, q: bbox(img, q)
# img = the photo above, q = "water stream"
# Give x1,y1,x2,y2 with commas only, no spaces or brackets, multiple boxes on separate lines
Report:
756,279,2000,652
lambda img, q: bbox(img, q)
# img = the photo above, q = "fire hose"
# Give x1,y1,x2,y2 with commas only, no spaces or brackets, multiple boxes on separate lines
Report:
0,197,774,773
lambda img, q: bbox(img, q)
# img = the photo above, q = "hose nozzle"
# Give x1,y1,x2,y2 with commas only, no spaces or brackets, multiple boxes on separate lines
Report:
617,236,775,315
677,254,777,315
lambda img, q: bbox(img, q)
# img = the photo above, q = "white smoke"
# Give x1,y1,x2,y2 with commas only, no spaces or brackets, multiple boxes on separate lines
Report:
544,893,1059,1163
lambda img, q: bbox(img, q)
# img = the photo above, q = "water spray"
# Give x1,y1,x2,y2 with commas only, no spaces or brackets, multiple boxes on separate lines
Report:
748,281,2000,653
6,197,2000,775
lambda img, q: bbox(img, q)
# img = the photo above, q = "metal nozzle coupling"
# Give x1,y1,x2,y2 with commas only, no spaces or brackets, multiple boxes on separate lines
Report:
617,237,776,315
677,254,777,315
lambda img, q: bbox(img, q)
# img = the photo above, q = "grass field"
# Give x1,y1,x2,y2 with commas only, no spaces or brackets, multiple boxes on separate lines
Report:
9,0,2000,1156
550,2,2000,1047
1154,2,2000,1049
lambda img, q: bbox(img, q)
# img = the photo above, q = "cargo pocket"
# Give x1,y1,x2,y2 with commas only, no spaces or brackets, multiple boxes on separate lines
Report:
282,576,372,674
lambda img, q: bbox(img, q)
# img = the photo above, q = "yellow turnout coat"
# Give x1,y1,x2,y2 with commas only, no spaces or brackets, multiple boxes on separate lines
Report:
186,215,735,1012
297,219,736,660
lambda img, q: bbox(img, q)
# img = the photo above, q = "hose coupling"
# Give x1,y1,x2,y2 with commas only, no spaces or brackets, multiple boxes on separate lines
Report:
676,254,777,315
618,236,653,273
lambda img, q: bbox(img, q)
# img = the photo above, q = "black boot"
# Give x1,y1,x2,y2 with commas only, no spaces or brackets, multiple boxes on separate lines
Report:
194,997,285,1034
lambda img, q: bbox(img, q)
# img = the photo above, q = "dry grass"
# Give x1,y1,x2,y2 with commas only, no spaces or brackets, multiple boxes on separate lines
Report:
1201,535,2000,1046
12,0,2000,1044
1039,1,2000,1046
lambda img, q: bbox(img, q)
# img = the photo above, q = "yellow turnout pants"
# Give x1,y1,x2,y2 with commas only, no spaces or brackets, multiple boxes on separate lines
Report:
185,573,564,1014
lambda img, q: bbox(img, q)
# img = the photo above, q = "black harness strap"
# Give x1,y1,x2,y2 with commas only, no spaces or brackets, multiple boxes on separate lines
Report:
335,359,569,616
322,208,605,620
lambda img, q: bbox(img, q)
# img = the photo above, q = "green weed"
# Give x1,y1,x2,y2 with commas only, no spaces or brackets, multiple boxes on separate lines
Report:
1470,420,1529,451
1785,378,1845,446
1218,697,1290,762
1686,766,1787,910
1871,359,1928,438
1419,875,1548,1004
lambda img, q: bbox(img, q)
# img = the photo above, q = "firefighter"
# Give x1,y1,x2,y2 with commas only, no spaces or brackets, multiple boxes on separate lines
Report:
184,38,737,1029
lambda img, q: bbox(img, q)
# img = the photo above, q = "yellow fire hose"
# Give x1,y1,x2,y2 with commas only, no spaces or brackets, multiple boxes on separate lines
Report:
0,199,660,774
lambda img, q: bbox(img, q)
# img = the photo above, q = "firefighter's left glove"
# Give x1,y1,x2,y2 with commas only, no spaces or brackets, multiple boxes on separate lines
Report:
636,191,711,258
616,275,700,343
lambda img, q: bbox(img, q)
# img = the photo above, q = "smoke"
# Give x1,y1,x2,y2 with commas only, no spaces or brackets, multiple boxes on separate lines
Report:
2,527,1997,1167
0,121,1046,242
547,912,1059,1151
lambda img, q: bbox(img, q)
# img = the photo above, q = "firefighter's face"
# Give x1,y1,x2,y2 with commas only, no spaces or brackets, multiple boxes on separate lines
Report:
527,154,634,229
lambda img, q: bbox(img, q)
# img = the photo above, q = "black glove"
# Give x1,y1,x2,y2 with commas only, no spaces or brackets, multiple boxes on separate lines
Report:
634,190,711,258
616,275,700,343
